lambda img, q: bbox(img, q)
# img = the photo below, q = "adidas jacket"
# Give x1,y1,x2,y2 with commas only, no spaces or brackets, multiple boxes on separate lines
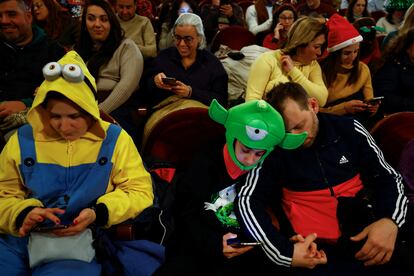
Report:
235,113,408,267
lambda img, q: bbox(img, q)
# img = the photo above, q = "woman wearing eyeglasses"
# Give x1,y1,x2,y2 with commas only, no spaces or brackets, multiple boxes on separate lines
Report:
75,0,143,138
147,13,228,109
263,4,298,50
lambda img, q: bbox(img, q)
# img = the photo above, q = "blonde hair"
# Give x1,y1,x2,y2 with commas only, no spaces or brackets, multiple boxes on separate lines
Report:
281,16,327,56
400,3,414,34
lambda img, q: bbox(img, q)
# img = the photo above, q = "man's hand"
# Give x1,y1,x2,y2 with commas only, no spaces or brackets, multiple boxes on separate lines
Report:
52,208,96,237
19,207,65,237
291,233,327,268
0,101,26,117
222,232,254,259
351,218,398,266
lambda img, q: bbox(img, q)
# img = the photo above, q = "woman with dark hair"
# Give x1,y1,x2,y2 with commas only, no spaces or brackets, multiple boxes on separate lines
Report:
157,0,198,50
346,0,370,23
246,16,328,106
32,0,80,49
245,0,274,43
263,4,298,50
320,14,378,126
76,0,143,137
373,27,414,113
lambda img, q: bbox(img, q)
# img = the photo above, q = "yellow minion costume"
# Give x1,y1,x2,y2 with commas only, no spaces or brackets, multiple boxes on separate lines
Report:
0,51,153,274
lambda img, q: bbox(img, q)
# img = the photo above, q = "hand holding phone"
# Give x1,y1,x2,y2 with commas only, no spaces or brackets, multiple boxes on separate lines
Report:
227,238,261,248
162,77,177,86
365,96,384,105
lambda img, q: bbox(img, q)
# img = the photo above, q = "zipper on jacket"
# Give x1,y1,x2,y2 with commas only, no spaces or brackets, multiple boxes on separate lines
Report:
315,151,334,196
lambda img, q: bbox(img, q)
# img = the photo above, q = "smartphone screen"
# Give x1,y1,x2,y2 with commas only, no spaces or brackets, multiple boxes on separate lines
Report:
33,224,69,232
227,238,261,248
162,77,177,86
365,96,384,105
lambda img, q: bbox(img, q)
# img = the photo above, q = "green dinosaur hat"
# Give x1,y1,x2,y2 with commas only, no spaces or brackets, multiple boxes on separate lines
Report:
209,99,307,170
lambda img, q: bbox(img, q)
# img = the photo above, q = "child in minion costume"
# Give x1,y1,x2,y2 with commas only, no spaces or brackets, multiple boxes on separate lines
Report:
156,99,307,275
0,51,155,275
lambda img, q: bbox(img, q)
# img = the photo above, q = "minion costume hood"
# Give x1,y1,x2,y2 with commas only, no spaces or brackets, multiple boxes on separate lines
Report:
27,51,104,139
209,99,307,170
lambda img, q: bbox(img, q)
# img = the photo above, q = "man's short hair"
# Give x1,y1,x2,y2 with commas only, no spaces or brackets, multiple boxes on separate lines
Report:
0,0,29,11
266,82,310,114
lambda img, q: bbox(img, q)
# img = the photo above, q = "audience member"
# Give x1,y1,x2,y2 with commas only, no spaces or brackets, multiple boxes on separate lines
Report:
245,16,328,107
373,27,414,113
263,4,298,50
352,17,382,67
376,0,411,34
136,0,155,21
31,0,80,50
245,0,274,44
381,3,414,50
116,0,157,58
236,82,410,274
296,0,336,20
367,0,385,12
157,0,197,50
346,0,370,23
200,0,244,45
0,51,154,275
0,0,64,138
76,0,144,137
147,13,227,109
320,14,378,126
154,98,309,275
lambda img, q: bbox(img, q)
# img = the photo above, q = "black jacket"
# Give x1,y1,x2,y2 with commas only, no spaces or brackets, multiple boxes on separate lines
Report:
0,26,65,105
235,113,408,267
373,53,414,113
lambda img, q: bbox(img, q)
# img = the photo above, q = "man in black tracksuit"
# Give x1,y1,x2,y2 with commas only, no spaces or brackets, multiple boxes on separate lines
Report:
236,82,409,275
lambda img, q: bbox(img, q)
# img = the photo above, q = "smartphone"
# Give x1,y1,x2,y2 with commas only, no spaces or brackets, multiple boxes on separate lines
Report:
33,224,69,232
162,77,177,86
227,238,261,248
365,96,384,105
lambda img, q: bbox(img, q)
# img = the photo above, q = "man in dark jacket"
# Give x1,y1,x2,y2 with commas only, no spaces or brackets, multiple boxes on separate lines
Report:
0,0,64,133
236,82,410,274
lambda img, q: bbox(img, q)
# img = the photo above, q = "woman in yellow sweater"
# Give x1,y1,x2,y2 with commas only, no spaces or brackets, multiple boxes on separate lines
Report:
245,16,329,107
320,14,379,124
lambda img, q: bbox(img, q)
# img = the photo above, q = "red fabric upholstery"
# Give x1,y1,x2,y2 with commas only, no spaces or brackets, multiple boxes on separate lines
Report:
142,107,225,167
210,25,256,53
370,112,414,168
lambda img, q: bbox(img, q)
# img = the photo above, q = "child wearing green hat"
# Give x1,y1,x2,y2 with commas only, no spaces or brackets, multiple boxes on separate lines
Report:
154,97,326,275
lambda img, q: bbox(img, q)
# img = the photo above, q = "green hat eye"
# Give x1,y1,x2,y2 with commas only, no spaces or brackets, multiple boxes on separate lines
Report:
246,125,268,141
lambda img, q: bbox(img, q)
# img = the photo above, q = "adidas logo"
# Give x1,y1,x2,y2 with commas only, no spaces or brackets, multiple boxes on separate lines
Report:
339,156,349,164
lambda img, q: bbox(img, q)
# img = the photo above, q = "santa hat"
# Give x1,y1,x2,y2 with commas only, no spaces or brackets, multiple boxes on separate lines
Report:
326,14,363,52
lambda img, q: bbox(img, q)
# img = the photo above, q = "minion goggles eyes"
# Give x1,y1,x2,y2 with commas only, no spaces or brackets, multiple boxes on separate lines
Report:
43,62,84,83
246,125,268,141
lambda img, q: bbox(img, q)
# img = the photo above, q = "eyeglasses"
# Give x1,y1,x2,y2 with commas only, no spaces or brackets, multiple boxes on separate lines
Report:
173,34,194,45
279,16,294,21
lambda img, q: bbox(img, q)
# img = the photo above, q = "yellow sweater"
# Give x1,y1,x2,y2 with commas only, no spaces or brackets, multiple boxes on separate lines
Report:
320,62,373,115
245,50,328,106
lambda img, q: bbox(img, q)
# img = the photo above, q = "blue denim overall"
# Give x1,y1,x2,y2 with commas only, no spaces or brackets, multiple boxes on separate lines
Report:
0,124,121,276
